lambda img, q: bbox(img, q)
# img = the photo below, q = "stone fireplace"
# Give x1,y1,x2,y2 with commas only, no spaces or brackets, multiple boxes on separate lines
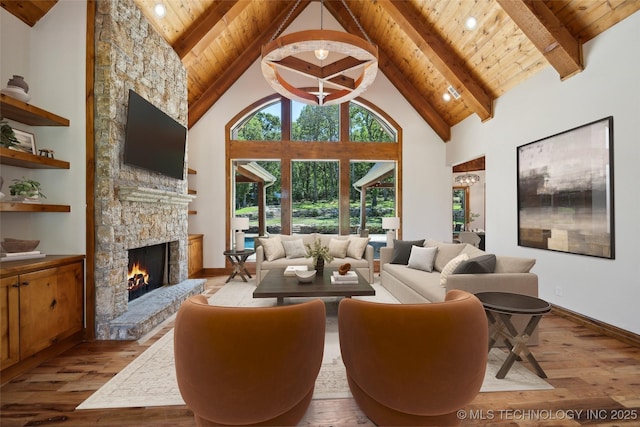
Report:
127,242,168,302
93,0,204,340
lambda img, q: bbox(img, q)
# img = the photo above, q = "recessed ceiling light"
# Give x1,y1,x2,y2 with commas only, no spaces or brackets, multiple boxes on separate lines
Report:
154,3,166,18
447,85,461,100
443,93,452,102
465,16,477,30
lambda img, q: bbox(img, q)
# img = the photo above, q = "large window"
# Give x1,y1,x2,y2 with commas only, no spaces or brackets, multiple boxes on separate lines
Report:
453,187,469,232
232,100,281,141
292,160,339,233
349,102,396,142
292,101,339,142
226,95,402,256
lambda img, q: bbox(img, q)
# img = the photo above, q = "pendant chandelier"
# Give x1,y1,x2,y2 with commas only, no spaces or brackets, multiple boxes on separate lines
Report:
455,173,481,186
261,0,378,106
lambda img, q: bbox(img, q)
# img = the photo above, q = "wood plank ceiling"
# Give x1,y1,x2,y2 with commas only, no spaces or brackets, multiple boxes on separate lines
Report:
3,0,639,141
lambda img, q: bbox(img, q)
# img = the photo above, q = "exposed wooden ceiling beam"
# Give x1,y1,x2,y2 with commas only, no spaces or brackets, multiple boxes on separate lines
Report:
378,0,493,122
324,0,450,141
174,0,250,60
379,50,450,142
497,0,583,80
188,0,311,128
0,0,58,27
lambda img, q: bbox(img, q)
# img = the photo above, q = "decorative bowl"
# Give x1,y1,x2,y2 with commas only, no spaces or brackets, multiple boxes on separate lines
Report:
1,238,40,253
1,87,31,103
295,269,317,284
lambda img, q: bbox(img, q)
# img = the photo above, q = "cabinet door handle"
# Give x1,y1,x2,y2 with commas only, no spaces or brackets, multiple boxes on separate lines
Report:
50,299,57,309
12,283,20,288
21,281,30,286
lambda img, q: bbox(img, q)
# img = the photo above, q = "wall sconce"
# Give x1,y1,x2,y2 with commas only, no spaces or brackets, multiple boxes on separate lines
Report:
382,217,400,248
231,217,250,252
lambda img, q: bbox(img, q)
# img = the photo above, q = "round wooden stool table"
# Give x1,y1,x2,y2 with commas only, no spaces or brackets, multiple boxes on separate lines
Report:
476,291,551,379
223,249,255,283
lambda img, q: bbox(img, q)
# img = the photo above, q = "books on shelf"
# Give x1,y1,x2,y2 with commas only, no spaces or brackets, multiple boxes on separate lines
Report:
1,251,46,262
284,265,308,276
2,250,41,257
331,271,358,284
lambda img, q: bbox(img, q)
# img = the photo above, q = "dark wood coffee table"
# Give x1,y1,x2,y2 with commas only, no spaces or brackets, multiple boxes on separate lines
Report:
253,267,375,305
476,291,551,379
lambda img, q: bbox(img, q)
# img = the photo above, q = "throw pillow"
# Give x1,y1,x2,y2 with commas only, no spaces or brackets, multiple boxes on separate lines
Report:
390,239,426,265
347,236,370,260
282,239,308,259
407,246,438,272
426,239,465,272
328,238,350,258
439,253,469,287
259,236,285,261
494,256,536,273
452,254,496,274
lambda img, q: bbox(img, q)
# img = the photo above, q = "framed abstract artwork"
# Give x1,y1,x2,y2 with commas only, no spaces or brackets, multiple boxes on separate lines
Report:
517,117,614,259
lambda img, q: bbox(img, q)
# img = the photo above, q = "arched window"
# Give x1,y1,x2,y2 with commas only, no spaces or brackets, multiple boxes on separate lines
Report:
226,95,402,257
349,101,396,142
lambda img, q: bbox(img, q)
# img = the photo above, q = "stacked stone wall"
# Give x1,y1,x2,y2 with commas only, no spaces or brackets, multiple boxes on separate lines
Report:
94,0,189,339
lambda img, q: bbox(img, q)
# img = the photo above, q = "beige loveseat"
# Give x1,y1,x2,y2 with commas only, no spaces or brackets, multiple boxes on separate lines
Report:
255,234,374,284
380,238,540,343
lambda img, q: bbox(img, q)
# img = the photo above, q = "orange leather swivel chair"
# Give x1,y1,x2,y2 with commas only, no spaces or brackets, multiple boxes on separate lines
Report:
174,295,326,426
338,290,488,426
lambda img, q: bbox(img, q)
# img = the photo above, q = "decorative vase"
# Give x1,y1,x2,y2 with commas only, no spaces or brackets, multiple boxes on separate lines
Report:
315,257,324,275
8,75,29,93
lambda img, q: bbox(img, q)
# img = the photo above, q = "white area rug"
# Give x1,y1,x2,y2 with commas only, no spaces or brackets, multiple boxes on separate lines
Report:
77,281,552,410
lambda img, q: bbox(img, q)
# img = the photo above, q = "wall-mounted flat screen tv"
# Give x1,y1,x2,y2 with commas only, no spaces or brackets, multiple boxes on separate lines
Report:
124,89,187,180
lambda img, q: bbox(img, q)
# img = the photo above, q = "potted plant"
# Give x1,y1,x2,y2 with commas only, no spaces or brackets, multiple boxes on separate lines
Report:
1,118,18,149
305,239,334,274
9,177,46,201
466,211,480,231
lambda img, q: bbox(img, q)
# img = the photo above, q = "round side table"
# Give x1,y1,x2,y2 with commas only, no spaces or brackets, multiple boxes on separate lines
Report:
476,291,551,379
223,249,255,283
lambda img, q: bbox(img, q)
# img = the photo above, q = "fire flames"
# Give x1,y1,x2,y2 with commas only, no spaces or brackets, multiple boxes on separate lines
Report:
127,262,149,291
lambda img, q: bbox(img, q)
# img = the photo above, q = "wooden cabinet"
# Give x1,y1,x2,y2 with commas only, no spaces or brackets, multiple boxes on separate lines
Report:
18,262,84,359
0,276,20,370
188,234,203,278
1,87,84,382
0,256,84,376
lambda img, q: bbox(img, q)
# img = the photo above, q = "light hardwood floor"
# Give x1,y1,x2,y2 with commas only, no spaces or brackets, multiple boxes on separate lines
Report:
1,276,639,427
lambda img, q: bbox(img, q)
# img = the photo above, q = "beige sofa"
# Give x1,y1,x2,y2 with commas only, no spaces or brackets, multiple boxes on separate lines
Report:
255,233,374,284
380,239,540,343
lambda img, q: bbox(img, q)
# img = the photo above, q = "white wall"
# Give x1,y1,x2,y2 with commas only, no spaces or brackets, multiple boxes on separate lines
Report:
447,12,640,334
0,2,87,256
188,2,450,268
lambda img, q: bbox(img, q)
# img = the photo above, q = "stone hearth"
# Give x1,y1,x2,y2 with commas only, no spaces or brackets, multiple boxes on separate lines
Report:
108,278,205,340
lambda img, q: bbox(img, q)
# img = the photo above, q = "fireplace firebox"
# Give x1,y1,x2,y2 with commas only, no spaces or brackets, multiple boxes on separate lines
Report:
127,243,167,301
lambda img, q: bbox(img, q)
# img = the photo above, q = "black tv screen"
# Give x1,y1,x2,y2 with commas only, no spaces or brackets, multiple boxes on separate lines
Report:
124,90,187,180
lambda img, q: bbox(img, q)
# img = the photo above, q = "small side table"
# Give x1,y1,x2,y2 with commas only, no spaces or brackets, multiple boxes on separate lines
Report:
223,249,255,283
476,291,551,379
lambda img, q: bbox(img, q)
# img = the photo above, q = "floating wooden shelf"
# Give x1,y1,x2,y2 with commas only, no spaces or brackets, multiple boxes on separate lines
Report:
1,94,70,126
188,168,197,214
0,202,71,213
0,147,70,169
